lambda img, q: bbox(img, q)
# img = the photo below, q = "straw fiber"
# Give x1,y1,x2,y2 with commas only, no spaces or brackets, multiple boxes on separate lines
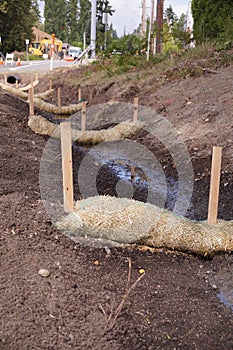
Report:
34,89,54,100
0,83,28,99
33,98,82,115
55,196,233,255
20,80,39,91
28,115,144,144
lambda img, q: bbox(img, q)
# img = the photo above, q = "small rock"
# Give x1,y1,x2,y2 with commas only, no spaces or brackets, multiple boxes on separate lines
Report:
55,261,61,269
38,269,50,278
104,247,111,255
212,284,218,290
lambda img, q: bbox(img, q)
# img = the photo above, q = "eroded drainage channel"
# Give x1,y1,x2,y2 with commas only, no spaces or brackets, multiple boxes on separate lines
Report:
73,144,233,313
73,144,179,211
103,158,178,210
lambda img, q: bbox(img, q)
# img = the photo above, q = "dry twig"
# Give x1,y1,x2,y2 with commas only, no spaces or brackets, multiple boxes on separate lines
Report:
101,257,145,336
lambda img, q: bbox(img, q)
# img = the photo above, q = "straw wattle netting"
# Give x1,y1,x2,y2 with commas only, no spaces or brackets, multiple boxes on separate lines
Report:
54,196,233,255
28,115,144,144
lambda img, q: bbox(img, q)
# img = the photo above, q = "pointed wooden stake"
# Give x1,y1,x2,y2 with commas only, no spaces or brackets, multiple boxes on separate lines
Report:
57,87,61,108
81,102,87,132
29,88,34,116
134,97,139,121
208,146,222,225
60,122,74,212
78,86,82,101
131,166,136,180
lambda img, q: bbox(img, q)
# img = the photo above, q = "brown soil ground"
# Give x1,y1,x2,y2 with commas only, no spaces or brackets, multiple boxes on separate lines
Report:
0,50,233,349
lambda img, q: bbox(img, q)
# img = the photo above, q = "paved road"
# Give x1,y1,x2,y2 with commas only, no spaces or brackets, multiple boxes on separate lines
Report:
0,59,81,74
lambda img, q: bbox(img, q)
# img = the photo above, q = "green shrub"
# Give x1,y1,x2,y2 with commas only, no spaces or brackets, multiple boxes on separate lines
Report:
28,54,44,61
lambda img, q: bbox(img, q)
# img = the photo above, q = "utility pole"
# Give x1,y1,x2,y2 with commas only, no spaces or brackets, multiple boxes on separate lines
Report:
150,0,155,54
103,12,108,50
141,0,147,37
156,0,164,54
91,0,97,58
146,13,151,60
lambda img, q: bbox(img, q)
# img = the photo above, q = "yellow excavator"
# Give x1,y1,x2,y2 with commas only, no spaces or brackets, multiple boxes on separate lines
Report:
29,38,63,56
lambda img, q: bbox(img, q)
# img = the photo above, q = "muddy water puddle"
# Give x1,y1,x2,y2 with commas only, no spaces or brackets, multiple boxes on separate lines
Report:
104,158,178,210
215,268,233,312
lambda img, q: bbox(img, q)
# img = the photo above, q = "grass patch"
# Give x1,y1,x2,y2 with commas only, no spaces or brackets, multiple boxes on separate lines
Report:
65,44,233,88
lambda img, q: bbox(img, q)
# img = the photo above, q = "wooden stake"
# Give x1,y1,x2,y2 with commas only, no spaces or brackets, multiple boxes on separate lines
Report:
4,74,7,84
49,79,52,90
78,86,82,101
60,122,74,212
208,146,222,225
29,88,34,116
134,97,139,121
30,76,34,93
81,102,87,132
35,72,38,81
15,80,19,89
57,87,61,108
131,166,136,180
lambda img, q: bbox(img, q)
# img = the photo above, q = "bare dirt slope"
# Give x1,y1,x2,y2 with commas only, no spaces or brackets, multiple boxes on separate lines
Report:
0,52,233,349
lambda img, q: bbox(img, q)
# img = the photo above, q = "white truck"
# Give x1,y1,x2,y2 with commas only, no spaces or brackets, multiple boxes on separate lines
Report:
68,46,82,59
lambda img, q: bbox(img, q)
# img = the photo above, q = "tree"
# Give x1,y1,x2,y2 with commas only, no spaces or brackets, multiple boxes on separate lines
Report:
42,0,115,48
44,0,68,41
162,6,191,54
109,23,118,40
76,0,115,49
0,0,39,54
192,0,233,43
76,0,91,44
171,13,191,47
96,0,115,48
106,34,142,55
67,0,79,43
31,0,41,21
164,5,177,25
96,0,114,23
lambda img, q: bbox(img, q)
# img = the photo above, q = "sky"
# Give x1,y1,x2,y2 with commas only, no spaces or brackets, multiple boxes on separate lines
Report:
110,0,191,36
39,0,191,37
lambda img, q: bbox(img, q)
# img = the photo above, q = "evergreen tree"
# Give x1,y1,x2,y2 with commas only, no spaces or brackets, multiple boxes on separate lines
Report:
169,13,191,48
76,0,114,49
164,5,177,25
192,0,233,43
67,0,79,44
109,23,118,40
31,0,41,21
0,0,38,54
77,0,91,44
96,0,114,24
44,0,68,41
96,0,114,48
